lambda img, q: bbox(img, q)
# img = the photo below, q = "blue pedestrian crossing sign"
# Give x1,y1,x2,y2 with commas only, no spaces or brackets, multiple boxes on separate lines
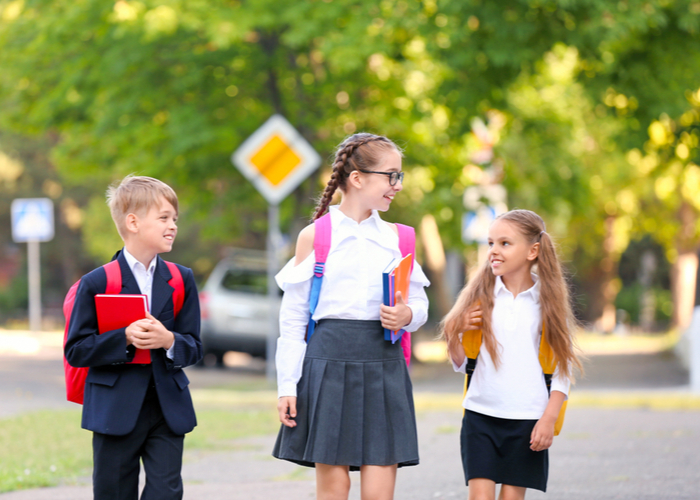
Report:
11,198,54,243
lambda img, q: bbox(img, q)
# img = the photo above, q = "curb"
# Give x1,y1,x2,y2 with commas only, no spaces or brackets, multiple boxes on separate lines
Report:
191,388,700,412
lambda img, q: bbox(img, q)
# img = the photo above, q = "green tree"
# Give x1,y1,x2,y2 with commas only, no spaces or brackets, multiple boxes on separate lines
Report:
631,92,700,329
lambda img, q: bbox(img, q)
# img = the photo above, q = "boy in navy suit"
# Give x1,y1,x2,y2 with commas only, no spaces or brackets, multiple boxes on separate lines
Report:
65,175,202,500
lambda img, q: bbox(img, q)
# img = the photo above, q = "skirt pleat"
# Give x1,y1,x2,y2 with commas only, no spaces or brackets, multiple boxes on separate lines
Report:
273,319,419,470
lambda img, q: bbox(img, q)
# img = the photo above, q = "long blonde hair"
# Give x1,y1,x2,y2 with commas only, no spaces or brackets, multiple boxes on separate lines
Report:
441,209,582,379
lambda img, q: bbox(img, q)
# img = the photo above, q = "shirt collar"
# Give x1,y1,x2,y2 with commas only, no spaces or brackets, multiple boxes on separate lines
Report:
494,274,540,300
122,247,157,275
329,205,382,228
328,205,398,249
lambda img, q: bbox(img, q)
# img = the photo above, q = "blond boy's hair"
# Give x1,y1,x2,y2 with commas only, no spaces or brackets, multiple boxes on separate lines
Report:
106,175,178,239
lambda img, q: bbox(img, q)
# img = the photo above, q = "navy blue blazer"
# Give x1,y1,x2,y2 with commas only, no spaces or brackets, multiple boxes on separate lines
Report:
65,250,202,436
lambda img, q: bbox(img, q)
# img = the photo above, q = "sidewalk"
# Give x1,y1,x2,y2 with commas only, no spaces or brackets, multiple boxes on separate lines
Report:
1,406,698,500
1,330,699,499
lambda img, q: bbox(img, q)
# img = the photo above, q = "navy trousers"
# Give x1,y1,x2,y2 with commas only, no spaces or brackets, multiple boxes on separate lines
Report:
92,384,184,500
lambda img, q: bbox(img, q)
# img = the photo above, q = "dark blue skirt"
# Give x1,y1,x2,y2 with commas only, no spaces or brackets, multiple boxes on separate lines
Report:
461,410,548,491
273,319,419,470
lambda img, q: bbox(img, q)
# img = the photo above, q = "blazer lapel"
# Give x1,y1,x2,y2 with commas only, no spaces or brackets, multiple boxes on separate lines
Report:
116,251,141,295
151,256,174,320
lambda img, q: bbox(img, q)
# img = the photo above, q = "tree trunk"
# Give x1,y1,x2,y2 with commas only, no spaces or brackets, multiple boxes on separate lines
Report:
595,216,620,333
419,214,452,319
671,201,699,330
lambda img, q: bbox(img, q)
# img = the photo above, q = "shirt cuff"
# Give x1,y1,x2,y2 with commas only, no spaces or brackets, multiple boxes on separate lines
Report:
404,303,427,332
166,339,175,360
452,356,467,373
278,383,298,398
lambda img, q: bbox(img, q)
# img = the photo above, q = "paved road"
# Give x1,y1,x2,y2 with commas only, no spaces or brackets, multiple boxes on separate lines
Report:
1,332,699,499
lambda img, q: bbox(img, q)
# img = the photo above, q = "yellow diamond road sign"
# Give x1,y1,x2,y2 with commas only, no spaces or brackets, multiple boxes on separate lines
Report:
232,114,321,205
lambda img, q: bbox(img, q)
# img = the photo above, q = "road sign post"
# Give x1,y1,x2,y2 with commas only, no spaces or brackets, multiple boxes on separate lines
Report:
462,184,507,278
11,198,55,332
232,115,321,381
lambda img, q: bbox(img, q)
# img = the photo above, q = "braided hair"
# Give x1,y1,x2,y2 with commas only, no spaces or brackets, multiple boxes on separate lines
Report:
312,133,402,220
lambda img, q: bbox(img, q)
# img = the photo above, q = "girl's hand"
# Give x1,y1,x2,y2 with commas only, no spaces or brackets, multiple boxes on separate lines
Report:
464,306,482,331
530,415,556,451
278,396,297,428
530,391,566,451
380,291,413,331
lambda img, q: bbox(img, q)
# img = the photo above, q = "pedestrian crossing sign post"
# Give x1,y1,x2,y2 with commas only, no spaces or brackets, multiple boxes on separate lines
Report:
231,115,322,382
11,198,54,243
11,198,54,333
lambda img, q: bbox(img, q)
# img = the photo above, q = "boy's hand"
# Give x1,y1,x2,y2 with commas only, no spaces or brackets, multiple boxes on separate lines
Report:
380,291,413,331
126,312,175,350
125,319,151,346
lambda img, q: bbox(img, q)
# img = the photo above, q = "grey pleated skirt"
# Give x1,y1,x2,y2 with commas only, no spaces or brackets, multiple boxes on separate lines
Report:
272,319,419,470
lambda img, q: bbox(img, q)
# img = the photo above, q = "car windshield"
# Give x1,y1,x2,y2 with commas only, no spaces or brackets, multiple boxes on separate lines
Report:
220,269,267,295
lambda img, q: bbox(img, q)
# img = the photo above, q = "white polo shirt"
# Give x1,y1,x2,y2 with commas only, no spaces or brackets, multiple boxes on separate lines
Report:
453,275,570,420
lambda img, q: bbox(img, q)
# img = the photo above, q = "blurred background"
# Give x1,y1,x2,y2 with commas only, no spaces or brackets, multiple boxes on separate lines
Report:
3,2,700,496
0,0,699,342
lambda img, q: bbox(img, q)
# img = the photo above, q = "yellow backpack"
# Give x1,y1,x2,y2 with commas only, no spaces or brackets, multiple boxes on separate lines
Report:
461,323,568,435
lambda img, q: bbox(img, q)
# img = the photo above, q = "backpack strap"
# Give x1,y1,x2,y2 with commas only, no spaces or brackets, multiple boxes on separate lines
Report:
395,224,416,366
164,261,185,318
396,224,415,273
103,260,122,294
306,213,332,342
538,322,567,435
462,326,483,390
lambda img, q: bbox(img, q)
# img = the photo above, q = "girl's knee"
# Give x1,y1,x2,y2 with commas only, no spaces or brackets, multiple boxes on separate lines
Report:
316,464,351,500
498,484,526,500
467,478,496,500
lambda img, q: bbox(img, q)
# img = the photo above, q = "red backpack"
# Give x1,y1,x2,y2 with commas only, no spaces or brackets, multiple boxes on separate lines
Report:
63,259,185,404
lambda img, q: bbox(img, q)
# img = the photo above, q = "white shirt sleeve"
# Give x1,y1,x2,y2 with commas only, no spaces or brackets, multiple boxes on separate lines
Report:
275,255,314,398
551,363,571,399
404,261,430,333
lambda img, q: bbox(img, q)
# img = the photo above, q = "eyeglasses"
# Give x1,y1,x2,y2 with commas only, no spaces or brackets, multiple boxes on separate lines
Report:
357,169,405,186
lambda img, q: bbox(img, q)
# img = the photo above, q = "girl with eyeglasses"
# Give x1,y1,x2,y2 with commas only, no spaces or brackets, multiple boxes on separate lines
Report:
273,133,430,500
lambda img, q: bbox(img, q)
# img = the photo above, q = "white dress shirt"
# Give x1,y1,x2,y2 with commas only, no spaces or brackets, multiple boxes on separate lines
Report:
453,275,570,420
275,206,431,397
122,248,175,359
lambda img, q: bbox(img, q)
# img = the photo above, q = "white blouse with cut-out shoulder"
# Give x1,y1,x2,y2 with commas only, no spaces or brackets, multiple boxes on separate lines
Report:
275,206,430,397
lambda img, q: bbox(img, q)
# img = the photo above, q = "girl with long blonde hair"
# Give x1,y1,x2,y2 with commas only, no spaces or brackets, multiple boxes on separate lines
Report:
442,209,581,500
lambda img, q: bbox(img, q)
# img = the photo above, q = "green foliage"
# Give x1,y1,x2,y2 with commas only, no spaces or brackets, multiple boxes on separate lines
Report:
0,0,699,322
614,283,673,324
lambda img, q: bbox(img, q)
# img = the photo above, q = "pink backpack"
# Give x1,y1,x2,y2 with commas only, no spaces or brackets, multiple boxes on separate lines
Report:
63,259,185,404
307,213,416,366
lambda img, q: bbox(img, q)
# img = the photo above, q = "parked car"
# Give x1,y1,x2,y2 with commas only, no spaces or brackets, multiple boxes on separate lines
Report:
198,249,282,366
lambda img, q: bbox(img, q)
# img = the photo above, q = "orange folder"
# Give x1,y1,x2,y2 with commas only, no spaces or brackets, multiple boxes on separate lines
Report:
95,294,151,364
382,253,412,343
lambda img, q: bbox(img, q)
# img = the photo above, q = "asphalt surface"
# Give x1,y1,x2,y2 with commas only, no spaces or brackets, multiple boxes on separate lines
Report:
1,332,699,499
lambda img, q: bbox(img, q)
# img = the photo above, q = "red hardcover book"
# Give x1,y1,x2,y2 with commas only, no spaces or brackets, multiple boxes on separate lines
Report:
95,294,151,364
